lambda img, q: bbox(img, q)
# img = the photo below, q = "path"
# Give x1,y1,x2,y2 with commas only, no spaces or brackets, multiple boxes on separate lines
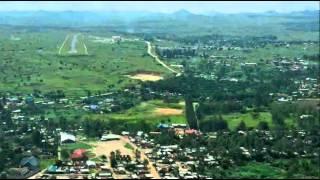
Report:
145,41,181,76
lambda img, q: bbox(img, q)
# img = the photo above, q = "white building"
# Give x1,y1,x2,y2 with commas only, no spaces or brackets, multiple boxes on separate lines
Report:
60,132,76,144
112,36,122,43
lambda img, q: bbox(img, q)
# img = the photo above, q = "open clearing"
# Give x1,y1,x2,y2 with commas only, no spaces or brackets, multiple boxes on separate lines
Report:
126,73,163,81
88,136,160,179
0,29,171,96
83,100,187,125
154,108,183,116
89,139,134,158
89,35,113,44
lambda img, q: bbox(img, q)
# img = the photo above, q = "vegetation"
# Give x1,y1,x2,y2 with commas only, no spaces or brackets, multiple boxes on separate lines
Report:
0,7,319,179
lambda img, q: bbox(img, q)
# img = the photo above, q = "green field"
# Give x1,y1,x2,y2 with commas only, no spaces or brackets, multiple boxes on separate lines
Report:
61,142,93,151
221,112,295,130
39,158,56,170
226,162,286,179
124,143,134,150
0,29,171,97
83,100,186,125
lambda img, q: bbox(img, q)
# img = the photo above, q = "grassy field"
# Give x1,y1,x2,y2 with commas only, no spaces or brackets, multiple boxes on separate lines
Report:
226,162,286,179
221,112,295,130
0,28,171,97
124,143,134,150
83,100,186,125
39,158,56,170
226,159,320,179
61,142,93,151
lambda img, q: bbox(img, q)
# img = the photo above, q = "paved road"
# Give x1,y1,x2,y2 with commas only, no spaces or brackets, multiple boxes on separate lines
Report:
69,34,79,54
145,41,181,76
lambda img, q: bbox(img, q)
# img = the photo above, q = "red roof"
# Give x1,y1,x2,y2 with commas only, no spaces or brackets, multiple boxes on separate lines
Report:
185,129,198,135
71,149,87,160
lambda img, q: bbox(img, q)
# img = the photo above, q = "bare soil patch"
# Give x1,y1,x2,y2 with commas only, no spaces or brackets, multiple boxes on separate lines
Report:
127,73,163,81
89,140,134,157
154,108,183,116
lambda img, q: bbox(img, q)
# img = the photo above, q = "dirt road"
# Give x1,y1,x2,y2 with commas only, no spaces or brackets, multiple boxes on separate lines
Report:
120,136,160,179
146,41,180,75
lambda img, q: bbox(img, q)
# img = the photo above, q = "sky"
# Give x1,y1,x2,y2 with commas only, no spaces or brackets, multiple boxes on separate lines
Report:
0,1,319,14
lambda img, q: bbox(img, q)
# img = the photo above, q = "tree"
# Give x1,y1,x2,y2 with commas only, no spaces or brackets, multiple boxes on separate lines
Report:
185,97,198,129
86,90,91,97
31,130,42,147
0,172,7,179
271,103,286,126
236,120,247,131
200,115,229,132
59,117,67,130
110,155,117,168
135,149,141,160
61,149,70,160
101,155,107,162
257,121,269,130
143,159,149,167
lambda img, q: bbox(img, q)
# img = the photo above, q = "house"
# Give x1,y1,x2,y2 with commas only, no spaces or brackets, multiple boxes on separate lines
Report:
80,168,90,174
101,134,121,141
7,167,30,179
137,131,144,137
157,123,170,129
20,156,39,170
121,131,130,136
174,128,185,136
71,149,88,161
185,129,200,136
86,160,96,168
89,105,99,111
112,36,122,43
46,165,58,174
99,170,113,178
60,132,76,144
131,174,139,179
241,62,257,67
277,97,290,102
172,124,187,129
149,131,162,135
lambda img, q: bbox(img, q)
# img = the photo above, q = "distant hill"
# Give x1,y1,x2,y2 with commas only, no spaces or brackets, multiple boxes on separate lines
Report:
0,9,318,26
0,9,318,41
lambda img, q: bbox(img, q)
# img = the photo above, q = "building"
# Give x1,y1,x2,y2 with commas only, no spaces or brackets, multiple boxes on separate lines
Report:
101,134,121,141
20,156,39,170
71,149,88,161
112,36,122,43
60,132,76,144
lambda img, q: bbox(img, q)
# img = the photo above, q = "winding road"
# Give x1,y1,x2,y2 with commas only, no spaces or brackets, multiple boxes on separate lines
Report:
145,41,181,76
